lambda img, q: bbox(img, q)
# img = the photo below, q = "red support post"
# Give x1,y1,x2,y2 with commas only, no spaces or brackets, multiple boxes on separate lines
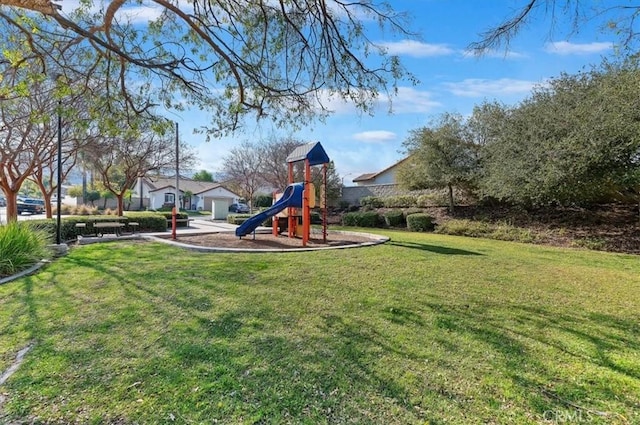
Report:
302,159,311,246
288,162,295,239
171,206,177,240
322,163,327,243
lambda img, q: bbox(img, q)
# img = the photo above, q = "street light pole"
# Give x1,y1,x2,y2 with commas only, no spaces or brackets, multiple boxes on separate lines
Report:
171,121,179,240
56,98,62,245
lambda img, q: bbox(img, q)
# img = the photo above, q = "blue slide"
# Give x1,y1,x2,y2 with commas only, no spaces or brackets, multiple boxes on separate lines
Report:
235,183,304,237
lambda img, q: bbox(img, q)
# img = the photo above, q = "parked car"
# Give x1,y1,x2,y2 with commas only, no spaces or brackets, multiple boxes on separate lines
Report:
17,198,45,214
228,202,250,213
0,197,6,207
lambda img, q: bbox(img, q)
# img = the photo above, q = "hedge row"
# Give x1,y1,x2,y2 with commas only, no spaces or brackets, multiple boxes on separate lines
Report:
24,213,169,242
342,209,435,232
227,214,251,225
156,211,191,228
360,193,452,209
342,211,383,227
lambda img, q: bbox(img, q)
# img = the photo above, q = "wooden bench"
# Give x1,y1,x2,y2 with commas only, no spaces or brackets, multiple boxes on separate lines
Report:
94,222,125,237
167,218,194,228
127,222,139,233
75,222,88,239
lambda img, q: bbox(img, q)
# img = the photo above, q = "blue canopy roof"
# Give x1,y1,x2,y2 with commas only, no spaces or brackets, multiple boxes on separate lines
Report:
286,142,330,166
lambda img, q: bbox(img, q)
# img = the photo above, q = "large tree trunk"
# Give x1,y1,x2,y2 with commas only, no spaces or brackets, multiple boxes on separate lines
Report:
447,183,455,213
42,192,53,219
3,191,19,222
116,193,124,216
34,181,53,219
0,0,57,15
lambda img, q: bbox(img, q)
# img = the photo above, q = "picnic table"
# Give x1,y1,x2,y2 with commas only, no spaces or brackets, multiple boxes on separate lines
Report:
93,222,126,237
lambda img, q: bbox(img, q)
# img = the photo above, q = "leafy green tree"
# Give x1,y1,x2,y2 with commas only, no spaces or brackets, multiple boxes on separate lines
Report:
0,0,414,137
66,186,83,199
0,70,58,221
253,194,274,208
398,113,480,212
86,116,194,216
192,170,214,183
480,60,640,207
99,188,115,210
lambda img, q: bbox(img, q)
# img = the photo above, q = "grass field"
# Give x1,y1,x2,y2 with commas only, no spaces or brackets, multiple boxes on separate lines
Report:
0,230,639,424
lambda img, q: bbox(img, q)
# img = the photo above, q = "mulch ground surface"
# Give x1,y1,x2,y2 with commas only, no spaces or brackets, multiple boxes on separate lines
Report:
165,231,374,250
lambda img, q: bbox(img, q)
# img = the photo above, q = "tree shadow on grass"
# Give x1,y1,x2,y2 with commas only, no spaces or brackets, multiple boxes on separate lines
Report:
422,300,640,423
8,243,638,425
388,240,483,256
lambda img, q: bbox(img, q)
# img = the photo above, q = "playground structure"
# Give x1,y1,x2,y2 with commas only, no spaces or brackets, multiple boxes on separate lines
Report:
235,142,330,246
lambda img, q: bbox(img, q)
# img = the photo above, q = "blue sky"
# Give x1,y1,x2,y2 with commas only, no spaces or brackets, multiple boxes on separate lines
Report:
62,0,618,185
181,0,618,184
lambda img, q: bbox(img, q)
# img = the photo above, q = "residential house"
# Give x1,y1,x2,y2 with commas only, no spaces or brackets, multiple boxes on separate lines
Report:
341,157,411,205
137,176,240,219
351,157,410,187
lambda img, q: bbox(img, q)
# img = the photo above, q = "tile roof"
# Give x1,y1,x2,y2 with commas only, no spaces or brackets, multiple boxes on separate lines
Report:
352,157,410,182
145,176,237,196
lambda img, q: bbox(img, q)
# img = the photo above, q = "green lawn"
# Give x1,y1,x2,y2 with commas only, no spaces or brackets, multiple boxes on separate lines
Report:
0,230,639,424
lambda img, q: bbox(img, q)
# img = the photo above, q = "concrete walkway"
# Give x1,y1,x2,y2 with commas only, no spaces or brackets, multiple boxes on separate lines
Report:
152,218,241,235
76,218,269,243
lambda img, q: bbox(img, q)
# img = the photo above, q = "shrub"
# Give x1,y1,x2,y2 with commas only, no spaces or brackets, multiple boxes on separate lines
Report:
572,237,607,251
157,211,190,228
26,213,170,240
416,193,448,207
382,195,417,208
434,219,537,243
124,212,169,232
403,207,423,218
342,211,382,228
310,211,322,224
254,194,273,208
406,213,435,232
227,214,251,225
435,219,490,237
338,200,350,210
383,209,405,227
359,196,384,209
53,205,101,216
76,205,100,215
25,219,81,242
0,222,52,277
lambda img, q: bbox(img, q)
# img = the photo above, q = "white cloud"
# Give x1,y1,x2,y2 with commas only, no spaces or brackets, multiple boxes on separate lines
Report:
315,86,440,115
117,5,164,23
352,131,397,143
377,40,454,57
443,78,542,98
391,87,441,113
544,41,613,55
462,49,527,59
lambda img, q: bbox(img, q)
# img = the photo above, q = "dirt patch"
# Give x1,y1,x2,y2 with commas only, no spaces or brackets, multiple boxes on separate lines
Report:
163,231,378,250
